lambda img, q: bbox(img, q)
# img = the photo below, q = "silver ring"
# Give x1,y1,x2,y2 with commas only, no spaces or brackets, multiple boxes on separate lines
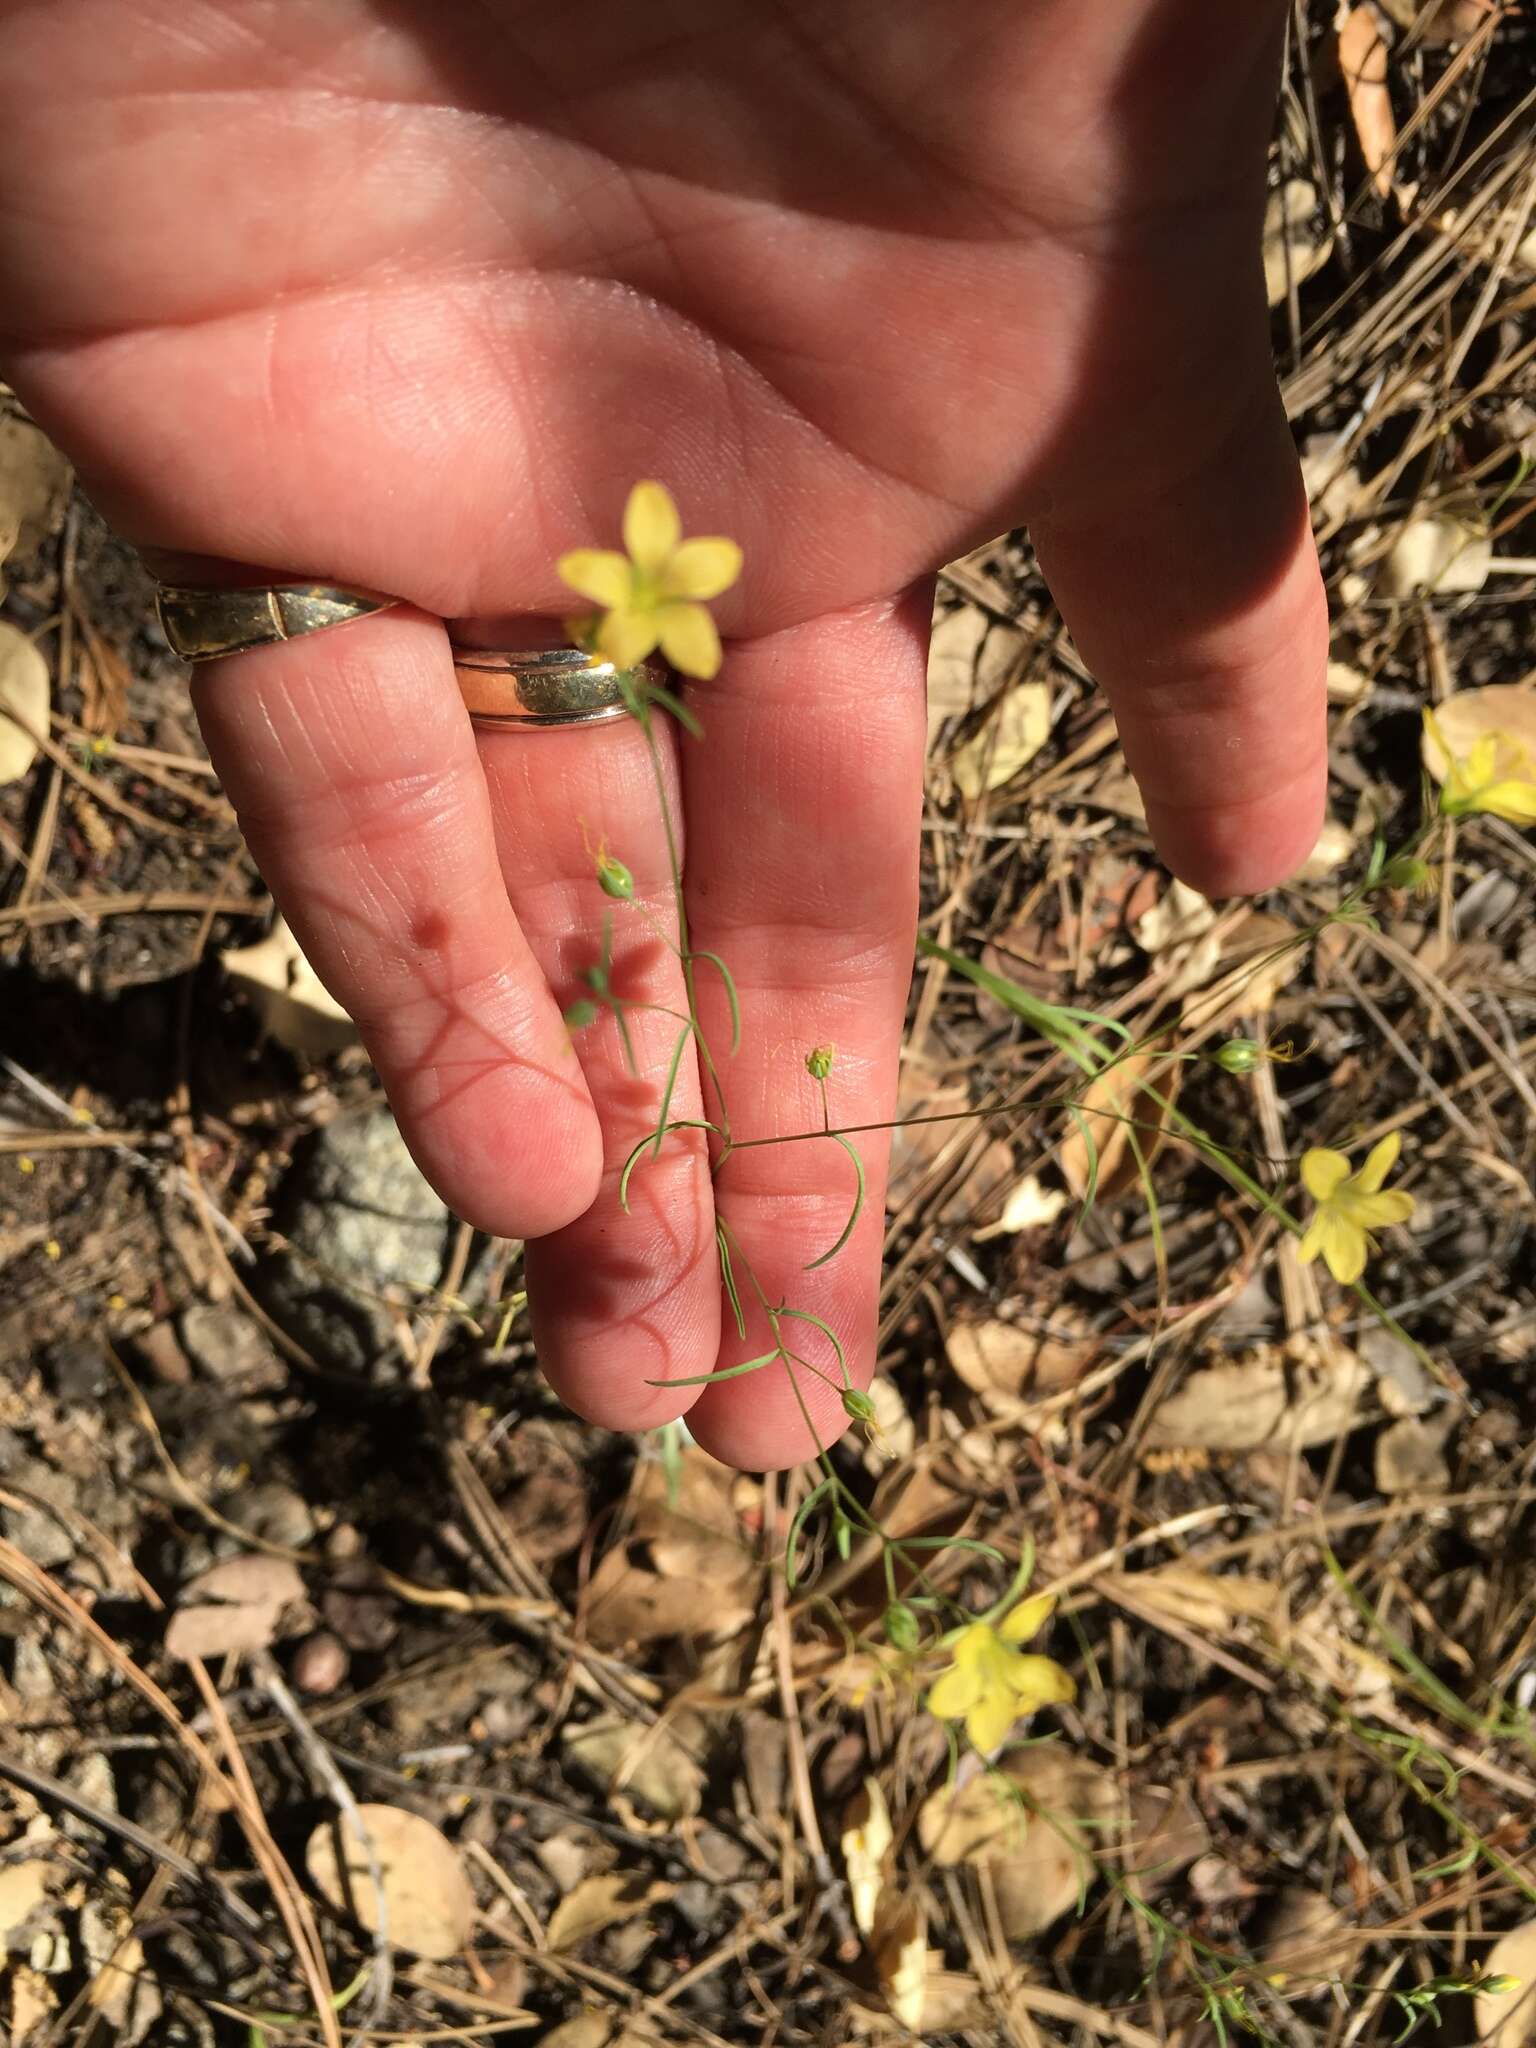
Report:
452,647,662,728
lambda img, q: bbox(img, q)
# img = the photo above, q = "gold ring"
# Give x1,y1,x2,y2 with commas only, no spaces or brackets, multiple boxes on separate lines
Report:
453,648,658,728
157,582,401,663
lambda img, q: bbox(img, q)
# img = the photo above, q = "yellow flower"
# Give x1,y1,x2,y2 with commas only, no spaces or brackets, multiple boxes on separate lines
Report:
1425,710,1536,825
926,1593,1074,1752
558,480,742,680
1297,1132,1414,1286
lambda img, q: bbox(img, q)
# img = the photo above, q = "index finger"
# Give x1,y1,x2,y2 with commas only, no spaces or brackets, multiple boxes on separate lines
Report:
192,608,603,1238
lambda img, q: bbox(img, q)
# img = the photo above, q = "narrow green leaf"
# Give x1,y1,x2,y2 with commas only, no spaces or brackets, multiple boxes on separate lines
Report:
775,1306,847,1383
917,933,1110,1073
648,679,704,738
646,1347,782,1388
688,949,741,1053
651,1021,695,1160
785,1477,832,1591
717,1221,746,1340
618,1117,722,1211
804,1132,865,1270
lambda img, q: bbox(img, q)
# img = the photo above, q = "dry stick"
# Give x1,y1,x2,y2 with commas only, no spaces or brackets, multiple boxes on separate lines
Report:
0,1752,253,1933
185,1657,344,2048
0,1533,344,2037
0,886,261,930
253,1649,394,2035
763,1469,859,1962
0,1050,252,1258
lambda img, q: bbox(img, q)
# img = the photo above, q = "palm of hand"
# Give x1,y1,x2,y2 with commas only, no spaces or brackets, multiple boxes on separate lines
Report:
0,0,1327,1466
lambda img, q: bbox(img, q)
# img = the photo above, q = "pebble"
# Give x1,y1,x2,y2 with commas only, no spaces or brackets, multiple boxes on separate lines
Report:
291,1631,349,1696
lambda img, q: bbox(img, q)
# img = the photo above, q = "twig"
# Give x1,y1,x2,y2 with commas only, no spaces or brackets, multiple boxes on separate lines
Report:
252,1650,394,2036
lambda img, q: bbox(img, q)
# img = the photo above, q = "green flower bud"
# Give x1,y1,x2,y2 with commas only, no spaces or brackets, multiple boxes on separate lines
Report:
582,961,609,996
841,1387,877,1425
883,1601,919,1653
597,854,634,901
564,998,599,1030
1214,1037,1262,1074
1381,854,1431,891
806,1043,835,1080
1480,1976,1522,1998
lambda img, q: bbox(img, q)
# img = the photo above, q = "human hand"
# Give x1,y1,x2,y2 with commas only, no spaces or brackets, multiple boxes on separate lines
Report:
0,0,1326,1467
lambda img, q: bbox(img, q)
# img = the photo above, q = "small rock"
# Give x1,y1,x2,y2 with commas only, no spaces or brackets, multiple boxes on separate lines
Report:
179,1301,287,1393
291,1631,349,1696
262,1109,468,1377
0,1459,79,1570
1375,1415,1453,1496
45,1340,109,1404
135,1322,192,1386
226,1481,316,1551
322,1561,399,1653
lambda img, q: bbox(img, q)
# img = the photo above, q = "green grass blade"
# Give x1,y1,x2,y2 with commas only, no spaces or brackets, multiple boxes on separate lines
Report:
647,679,704,737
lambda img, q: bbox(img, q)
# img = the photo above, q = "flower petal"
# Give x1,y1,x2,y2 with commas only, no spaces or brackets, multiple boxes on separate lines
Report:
1297,1214,1328,1266
1356,1131,1401,1193
623,480,681,575
1301,1147,1351,1200
1004,1653,1077,1709
1358,1189,1414,1228
927,1658,984,1721
595,606,662,668
662,537,743,601
1316,1210,1367,1286
556,548,633,607
999,1593,1056,1644
965,1687,1020,1753
657,601,723,680
1483,780,1536,824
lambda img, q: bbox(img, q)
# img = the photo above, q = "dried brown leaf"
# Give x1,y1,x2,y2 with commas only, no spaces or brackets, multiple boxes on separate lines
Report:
546,1871,672,1954
1058,1054,1180,1205
1382,516,1492,597
1422,685,1536,782
1263,180,1333,305
1479,1920,1536,2045
1145,1350,1369,1453
1259,1886,1358,1986
563,1715,705,1825
951,681,1051,797
0,619,49,786
165,1555,305,1661
305,1804,474,1960
918,1746,1116,1940
222,917,360,1058
946,1315,1096,1411
0,416,70,577
1338,8,1397,200
586,1446,759,1649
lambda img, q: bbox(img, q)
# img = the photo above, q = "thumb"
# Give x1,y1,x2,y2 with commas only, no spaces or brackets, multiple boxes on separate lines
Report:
1032,366,1328,900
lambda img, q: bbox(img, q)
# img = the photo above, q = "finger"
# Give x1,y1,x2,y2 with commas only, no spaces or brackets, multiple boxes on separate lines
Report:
473,689,720,1433
191,608,602,1237
679,595,929,1471
1032,379,1329,899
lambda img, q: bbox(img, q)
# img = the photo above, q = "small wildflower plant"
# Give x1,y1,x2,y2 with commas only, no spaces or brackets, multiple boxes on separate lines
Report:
555,480,1528,1726
547,481,1536,2041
